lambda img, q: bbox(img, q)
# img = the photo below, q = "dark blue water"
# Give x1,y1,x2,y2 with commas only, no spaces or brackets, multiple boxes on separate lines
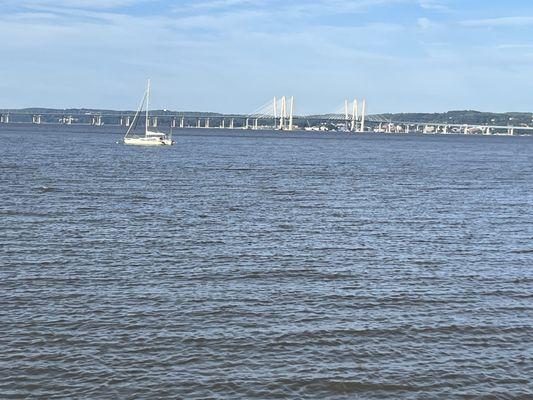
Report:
1,124,532,399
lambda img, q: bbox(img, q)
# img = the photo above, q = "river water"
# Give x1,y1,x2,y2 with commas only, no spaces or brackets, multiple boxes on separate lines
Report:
1,125,532,398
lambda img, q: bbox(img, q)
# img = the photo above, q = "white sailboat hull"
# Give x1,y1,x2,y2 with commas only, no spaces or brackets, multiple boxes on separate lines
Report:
124,137,174,146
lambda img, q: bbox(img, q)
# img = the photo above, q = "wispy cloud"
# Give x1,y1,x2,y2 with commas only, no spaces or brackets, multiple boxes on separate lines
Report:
417,17,432,30
461,16,533,28
419,0,449,11
0,0,532,112
187,0,265,9
6,0,147,9
496,43,533,49
184,0,414,15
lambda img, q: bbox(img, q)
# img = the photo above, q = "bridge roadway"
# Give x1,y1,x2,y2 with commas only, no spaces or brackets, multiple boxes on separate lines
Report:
1,111,532,133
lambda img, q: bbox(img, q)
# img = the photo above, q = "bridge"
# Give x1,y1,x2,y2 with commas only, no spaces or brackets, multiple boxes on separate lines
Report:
1,98,532,135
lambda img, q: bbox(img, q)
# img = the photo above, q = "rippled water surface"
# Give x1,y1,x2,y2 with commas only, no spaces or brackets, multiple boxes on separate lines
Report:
1,125,532,399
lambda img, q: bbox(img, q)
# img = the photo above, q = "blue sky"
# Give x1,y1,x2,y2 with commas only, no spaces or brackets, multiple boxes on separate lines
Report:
1,0,533,114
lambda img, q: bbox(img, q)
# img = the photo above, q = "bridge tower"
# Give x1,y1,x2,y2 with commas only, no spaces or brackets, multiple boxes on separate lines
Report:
289,96,294,131
342,98,366,132
274,96,294,131
360,99,366,132
247,96,294,130
279,96,286,129
273,97,277,129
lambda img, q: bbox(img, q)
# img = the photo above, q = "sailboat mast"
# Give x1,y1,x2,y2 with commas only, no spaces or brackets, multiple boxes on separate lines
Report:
145,79,150,135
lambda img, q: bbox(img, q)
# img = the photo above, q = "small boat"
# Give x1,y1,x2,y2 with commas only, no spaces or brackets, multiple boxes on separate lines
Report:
124,79,174,146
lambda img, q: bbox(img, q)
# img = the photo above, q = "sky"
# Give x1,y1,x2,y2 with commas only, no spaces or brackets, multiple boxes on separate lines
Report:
1,0,533,114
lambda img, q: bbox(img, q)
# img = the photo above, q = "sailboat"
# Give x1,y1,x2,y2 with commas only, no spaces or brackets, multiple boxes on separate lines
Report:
124,79,174,146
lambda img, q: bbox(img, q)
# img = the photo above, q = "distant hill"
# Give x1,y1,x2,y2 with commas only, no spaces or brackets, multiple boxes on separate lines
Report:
369,110,533,126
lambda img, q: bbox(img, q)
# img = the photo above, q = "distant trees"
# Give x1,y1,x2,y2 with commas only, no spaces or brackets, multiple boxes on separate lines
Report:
376,110,533,125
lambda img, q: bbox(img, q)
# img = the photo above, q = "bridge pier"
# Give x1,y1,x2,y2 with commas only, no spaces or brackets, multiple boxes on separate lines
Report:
32,115,42,124
180,116,185,128
196,118,201,128
245,118,250,130
171,117,176,128
230,118,234,129
253,118,258,130
220,119,225,129
279,96,286,130
205,118,210,128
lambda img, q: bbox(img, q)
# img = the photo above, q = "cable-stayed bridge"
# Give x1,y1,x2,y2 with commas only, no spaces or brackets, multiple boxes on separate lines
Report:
1,99,532,135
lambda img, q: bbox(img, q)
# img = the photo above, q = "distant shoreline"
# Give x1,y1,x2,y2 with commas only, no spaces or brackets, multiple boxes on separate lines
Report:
1,108,532,126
